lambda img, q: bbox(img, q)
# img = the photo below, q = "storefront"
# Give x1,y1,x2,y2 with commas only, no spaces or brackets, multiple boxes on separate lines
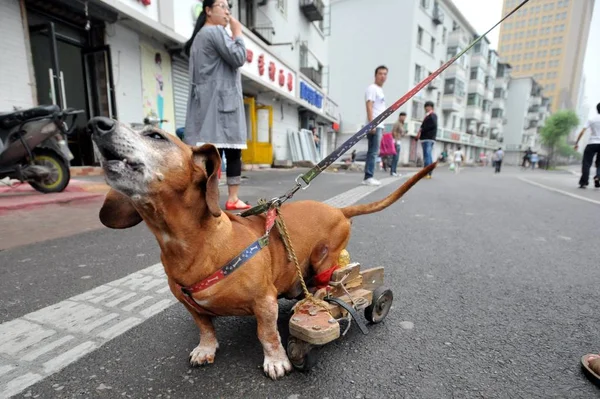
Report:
2,0,181,166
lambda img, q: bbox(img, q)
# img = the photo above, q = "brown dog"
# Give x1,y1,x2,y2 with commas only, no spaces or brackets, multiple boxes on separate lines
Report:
88,116,435,380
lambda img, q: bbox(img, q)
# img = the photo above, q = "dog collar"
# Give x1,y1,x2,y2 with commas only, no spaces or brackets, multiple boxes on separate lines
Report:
178,208,277,312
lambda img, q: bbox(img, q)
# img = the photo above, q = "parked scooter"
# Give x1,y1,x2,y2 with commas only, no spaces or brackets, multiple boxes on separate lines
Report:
0,104,83,193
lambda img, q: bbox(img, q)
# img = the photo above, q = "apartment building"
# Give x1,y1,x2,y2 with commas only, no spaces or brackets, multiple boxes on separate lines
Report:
491,61,513,143
497,0,595,113
0,0,340,166
503,77,551,164
329,0,503,165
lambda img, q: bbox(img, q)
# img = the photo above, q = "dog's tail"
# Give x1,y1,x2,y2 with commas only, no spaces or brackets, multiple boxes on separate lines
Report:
340,162,437,218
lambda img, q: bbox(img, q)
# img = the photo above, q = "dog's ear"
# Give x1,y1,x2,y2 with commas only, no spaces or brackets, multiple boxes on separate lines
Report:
99,189,143,229
192,144,222,217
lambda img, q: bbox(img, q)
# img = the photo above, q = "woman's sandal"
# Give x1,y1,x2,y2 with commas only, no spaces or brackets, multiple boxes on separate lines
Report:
581,354,600,385
225,199,251,211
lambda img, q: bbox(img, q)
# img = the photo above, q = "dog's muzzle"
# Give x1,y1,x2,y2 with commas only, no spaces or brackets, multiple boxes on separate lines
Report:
88,116,116,138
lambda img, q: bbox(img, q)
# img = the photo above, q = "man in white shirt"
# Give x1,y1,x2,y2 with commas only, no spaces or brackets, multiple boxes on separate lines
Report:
574,102,600,188
363,65,388,186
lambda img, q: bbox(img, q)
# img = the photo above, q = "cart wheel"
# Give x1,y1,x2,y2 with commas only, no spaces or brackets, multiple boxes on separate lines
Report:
364,287,393,323
287,336,320,372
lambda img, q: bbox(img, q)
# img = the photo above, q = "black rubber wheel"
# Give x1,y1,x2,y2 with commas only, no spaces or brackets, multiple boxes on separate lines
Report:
28,150,70,193
364,287,393,323
286,336,320,372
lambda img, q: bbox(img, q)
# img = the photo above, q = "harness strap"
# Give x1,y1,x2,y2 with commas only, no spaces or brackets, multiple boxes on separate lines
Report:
178,207,277,314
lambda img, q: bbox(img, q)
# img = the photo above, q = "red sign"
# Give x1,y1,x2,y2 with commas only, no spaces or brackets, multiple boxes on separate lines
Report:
450,132,460,141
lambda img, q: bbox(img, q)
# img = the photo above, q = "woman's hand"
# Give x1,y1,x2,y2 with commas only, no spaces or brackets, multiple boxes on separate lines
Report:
229,16,242,38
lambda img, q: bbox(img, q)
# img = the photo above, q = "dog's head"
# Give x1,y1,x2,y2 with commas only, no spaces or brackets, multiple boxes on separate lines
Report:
88,117,222,229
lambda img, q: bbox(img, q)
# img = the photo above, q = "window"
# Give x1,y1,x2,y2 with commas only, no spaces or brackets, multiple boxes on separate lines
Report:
430,37,436,54
414,64,423,84
444,78,465,97
470,67,484,82
552,36,563,44
420,0,430,9
467,93,482,107
417,26,424,46
277,0,287,15
442,27,447,44
474,42,481,54
482,100,491,112
492,108,503,118
411,100,424,120
494,88,504,98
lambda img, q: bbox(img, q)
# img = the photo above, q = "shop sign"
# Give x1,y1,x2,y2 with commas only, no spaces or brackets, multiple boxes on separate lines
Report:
241,35,296,97
450,132,460,141
324,97,338,120
299,79,323,111
115,0,158,21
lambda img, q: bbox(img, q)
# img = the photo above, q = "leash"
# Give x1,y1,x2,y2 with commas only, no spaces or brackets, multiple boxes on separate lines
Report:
241,0,530,218
179,0,530,315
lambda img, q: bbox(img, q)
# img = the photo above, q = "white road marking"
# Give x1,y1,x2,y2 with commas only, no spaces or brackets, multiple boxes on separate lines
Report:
0,175,413,398
518,177,600,206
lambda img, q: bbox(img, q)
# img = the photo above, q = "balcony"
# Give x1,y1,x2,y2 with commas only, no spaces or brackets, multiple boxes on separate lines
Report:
445,63,467,80
301,67,322,87
442,94,464,112
482,112,491,125
448,29,469,48
427,76,442,90
300,0,324,22
432,5,444,25
470,53,487,69
465,105,482,121
468,80,485,96
250,8,275,45
530,96,542,106
492,98,505,110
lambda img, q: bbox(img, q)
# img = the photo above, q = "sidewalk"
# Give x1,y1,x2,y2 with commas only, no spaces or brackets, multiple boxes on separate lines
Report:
0,179,110,213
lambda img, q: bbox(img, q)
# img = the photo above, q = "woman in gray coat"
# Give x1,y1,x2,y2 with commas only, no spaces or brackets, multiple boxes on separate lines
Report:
184,0,250,211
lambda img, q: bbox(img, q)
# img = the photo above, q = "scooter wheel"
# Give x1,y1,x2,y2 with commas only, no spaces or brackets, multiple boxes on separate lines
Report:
364,287,393,324
286,336,320,372
28,150,70,193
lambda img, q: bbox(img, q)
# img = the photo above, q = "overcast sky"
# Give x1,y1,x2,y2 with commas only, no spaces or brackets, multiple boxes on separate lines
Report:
452,0,599,119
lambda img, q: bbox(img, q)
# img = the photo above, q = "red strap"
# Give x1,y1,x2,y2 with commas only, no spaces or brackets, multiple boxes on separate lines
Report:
183,269,226,293
313,265,339,289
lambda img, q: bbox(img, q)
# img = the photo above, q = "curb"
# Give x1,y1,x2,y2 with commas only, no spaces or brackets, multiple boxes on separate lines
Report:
0,192,105,213
70,167,103,176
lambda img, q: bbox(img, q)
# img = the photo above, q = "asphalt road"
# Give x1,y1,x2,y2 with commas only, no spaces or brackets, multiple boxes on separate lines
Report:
1,166,599,398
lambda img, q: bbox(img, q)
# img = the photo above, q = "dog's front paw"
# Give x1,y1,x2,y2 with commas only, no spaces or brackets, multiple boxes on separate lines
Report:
189,344,216,367
263,354,293,380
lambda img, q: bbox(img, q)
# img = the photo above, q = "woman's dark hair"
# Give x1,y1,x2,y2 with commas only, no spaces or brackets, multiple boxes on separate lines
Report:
184,0,216,56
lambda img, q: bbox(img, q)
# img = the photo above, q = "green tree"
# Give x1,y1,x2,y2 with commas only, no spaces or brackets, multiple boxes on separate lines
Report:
539,110,579,168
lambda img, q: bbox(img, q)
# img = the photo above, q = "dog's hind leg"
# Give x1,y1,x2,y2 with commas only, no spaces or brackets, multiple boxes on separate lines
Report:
186,309,219,367
254,294,293,379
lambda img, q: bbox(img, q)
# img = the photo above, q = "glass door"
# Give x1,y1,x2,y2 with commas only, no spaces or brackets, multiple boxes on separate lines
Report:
29,22,63,107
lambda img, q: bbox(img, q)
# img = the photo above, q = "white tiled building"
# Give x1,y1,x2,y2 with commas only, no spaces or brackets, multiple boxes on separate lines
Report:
503,77,552,164
0,0,340,166
329,0,506,165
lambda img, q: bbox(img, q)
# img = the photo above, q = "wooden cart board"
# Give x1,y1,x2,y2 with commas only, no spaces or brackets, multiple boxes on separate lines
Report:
324,288,373,319
360,267,384,291
331,262,361,282
289,302,340,345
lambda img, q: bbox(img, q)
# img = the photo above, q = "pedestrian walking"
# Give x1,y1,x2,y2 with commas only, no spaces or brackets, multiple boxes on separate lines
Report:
453,145,465,174
574,102,600,189
390,112,407,176
494,147,504,173
363,65,388,186
416,101,438,179
530,152,538,170
184,0,251,211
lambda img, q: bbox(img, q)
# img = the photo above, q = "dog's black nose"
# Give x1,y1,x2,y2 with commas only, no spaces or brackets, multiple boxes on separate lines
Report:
88,117,115,136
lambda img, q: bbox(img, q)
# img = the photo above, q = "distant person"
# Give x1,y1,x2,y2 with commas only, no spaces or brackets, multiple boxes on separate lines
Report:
416,101,438,179
453,145,465,174
522,147,532,168
494,147,504,173
363,65,389,186
574,102,600,189
390,112,407,176
530,152,539,170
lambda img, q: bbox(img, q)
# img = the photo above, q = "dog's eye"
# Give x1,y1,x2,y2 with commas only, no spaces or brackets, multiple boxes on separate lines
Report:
146,132,166,141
